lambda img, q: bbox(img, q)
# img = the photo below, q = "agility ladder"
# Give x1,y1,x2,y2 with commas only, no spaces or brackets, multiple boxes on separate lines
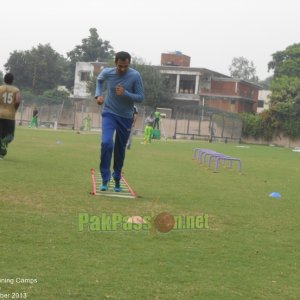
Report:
90,168,137,199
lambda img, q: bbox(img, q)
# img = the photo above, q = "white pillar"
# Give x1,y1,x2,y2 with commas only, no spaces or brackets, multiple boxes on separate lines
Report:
195,75,200,94
176,74,180,93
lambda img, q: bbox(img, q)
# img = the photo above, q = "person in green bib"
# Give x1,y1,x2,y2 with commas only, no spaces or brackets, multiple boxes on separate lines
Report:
29,107,38,128
153,110,161,129
144,113,154,144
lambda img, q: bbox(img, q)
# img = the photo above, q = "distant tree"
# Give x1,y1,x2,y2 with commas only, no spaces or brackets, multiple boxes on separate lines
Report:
266,45,300,138
0,70,3,84
268,44,300,110
242,70,300,139
269,75,300,106
40,88,71,106
258,76,273,90
229,56,259,82
21,90,40,105
21,88,71,107
67,28,115,89
67,28,115,62
268,43,300,78
241,44,300,140
5,44,69,94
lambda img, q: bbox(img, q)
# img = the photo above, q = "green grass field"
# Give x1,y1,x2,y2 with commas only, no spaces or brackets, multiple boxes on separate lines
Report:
1,127,300,299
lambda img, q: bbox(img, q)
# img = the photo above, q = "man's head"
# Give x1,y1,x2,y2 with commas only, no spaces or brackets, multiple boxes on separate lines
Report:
115,51,131,75
4,73,14,85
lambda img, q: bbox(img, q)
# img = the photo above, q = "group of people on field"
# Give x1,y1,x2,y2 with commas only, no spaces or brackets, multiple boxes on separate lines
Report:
0,51,157,193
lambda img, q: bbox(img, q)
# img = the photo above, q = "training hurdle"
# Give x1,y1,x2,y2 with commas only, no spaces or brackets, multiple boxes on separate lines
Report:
193,148,242,172
193,148,218,164
90,168,137,199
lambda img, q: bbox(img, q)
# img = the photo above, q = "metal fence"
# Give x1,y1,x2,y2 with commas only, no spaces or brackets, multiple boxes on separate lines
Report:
16,101,242,142
171,105,242,142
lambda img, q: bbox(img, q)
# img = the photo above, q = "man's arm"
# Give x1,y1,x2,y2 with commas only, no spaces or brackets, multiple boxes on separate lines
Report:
14,92,21,110
95,71,106,105
122,74,144,102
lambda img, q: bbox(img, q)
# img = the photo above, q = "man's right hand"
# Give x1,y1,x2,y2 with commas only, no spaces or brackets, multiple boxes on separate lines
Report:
96,96,104,105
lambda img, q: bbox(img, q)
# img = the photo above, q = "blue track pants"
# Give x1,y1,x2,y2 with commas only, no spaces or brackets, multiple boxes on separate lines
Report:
100,112,133,182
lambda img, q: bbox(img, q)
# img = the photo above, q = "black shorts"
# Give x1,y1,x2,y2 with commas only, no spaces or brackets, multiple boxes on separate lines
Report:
0,118,15,139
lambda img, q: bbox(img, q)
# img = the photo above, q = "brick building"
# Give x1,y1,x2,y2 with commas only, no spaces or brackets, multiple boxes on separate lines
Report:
204,77,259,113
161,51,191,67
156,52,261,113
73,52,261,114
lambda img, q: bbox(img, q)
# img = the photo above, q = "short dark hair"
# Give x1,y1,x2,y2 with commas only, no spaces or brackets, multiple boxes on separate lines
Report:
4,73,14,85
115,51,131,63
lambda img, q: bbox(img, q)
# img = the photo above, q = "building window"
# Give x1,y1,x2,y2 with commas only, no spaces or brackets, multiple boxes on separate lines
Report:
230,99,236,104
179,75,196,94
80,72,90,82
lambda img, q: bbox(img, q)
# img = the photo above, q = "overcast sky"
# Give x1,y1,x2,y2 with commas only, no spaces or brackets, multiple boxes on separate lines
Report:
1,0,299,80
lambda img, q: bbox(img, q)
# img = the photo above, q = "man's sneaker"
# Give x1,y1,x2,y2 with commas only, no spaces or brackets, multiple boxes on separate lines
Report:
100,181,109,191
114,179,122,192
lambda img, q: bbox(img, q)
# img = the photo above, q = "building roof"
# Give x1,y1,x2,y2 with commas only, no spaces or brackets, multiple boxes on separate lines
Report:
153,65,231,77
